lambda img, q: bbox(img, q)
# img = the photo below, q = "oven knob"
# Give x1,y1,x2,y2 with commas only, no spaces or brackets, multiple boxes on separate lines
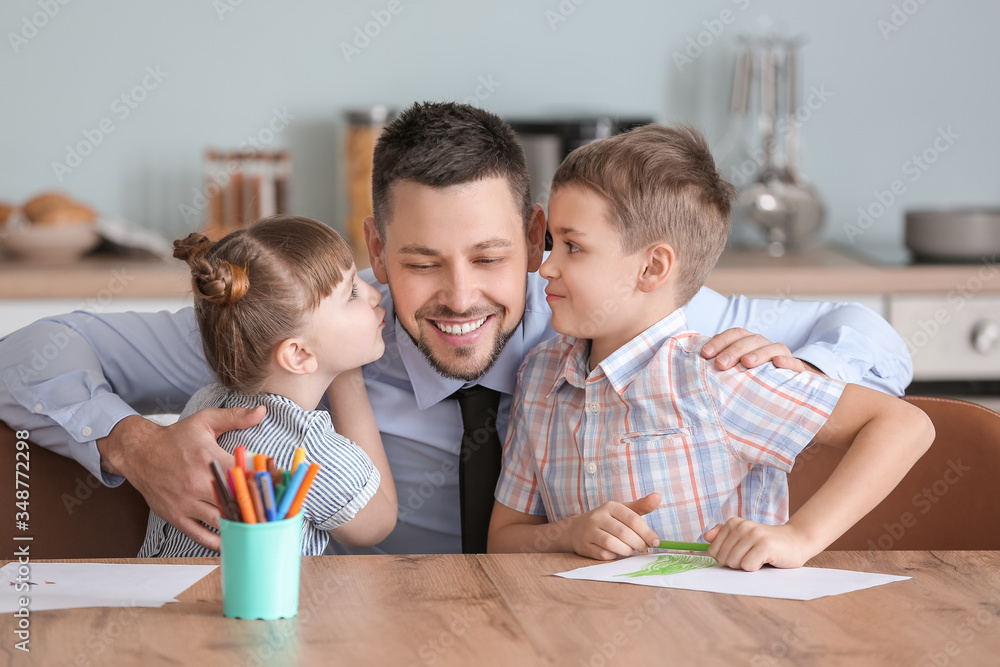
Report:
970,320,1000,355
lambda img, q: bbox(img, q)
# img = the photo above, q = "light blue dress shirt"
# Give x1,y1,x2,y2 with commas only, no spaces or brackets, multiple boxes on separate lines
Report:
0,269,912,554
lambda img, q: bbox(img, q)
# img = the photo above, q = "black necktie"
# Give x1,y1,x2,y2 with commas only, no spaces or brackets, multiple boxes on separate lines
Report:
450,385,503,554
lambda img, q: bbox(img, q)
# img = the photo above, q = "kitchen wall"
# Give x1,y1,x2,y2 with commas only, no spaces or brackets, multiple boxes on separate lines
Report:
3,0,998,252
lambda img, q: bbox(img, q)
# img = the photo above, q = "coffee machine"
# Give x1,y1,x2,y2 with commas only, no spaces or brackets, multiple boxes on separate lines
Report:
509,116,653,214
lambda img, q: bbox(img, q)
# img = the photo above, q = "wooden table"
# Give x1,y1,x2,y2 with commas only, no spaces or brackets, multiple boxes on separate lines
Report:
3,551,998,666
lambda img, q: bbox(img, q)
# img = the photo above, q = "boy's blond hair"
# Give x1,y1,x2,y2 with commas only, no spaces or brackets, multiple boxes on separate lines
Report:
551,124,735,304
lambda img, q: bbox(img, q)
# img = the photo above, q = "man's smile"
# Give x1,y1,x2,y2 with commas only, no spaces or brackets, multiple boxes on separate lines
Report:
432,315,489,336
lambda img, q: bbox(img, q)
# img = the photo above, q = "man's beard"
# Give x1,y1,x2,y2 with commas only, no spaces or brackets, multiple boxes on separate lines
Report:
389,288,522,382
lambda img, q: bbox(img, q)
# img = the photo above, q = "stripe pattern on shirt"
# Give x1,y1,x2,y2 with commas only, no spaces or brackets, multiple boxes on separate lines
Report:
139,384,380,557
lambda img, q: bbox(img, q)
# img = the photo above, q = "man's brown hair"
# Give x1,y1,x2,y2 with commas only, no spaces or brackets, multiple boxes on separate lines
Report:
551,124,735,304
371,101,533,239
173,215,354,394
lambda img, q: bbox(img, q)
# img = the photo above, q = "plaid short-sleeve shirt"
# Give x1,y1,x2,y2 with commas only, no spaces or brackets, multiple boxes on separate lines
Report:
495,309,846,543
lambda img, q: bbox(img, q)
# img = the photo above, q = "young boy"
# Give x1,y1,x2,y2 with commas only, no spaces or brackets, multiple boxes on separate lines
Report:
488,125,934,571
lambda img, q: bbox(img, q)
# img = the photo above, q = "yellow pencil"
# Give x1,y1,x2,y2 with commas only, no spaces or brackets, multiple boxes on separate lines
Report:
291,447,306,473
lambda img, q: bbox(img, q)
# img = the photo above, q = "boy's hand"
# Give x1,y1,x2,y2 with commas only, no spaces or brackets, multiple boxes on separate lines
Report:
567,493,661,561
704,517,816,571
701,328,821,375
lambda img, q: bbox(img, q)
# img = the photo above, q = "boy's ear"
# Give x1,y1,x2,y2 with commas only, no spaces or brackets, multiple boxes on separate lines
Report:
526,204,547,273
363,216,388,284
274,337,318,376
637,243,676,293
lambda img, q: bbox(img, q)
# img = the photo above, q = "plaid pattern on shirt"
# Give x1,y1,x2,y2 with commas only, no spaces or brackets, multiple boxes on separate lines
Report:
495,309,846,543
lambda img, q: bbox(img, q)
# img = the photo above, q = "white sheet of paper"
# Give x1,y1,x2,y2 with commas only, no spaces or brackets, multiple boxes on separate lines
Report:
555,554,910,600
0,562,217,611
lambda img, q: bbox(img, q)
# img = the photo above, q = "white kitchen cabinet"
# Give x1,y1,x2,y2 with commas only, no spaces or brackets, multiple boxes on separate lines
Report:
0,298,192,338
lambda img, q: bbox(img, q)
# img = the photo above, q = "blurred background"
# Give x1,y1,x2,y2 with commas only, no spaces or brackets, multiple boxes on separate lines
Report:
2,0,996,252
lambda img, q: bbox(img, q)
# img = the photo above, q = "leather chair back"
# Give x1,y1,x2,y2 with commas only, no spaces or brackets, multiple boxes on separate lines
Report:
788,396,1000,550
0,422,149,558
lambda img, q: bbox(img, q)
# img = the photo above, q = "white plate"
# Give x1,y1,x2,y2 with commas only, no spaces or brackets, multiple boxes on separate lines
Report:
1,222,101,264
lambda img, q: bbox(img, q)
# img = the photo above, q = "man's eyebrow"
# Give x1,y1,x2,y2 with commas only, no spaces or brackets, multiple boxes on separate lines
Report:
396,238,514,256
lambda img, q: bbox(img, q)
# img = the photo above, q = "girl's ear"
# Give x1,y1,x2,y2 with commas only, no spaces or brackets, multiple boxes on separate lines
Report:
274,337,318,375
637,243,675,293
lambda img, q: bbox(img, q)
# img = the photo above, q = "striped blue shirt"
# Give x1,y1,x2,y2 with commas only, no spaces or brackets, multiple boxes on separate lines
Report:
139,384,380,557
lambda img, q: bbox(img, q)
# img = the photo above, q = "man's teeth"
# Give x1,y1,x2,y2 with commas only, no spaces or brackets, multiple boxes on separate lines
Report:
435,316,488,335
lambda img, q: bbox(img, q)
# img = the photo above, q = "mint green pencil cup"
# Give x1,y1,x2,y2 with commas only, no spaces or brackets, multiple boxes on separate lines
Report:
219,513,303,620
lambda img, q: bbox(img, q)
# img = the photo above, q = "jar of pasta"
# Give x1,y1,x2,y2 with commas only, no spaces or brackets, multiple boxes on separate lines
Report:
344,106,394,262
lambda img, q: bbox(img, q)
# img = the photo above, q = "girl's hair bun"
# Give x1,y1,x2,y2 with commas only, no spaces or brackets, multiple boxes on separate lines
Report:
173,232,249,306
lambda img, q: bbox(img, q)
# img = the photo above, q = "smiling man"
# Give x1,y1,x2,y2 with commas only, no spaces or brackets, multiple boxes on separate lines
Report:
0,102,913,555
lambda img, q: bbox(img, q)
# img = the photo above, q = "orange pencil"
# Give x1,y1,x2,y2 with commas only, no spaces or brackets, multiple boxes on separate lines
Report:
230,466,257,523
253,454,268,472
234,445,247,472
286,463,320,518
246,470,266,523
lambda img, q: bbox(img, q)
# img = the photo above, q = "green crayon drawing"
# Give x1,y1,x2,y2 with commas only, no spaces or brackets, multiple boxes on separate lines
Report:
615,554,716,578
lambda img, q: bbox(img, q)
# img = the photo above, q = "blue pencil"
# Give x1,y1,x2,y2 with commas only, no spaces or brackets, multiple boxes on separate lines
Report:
275,462,310,520
256,471,277,522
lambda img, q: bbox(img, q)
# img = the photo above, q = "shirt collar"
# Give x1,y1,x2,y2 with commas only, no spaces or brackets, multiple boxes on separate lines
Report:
548,308,689,397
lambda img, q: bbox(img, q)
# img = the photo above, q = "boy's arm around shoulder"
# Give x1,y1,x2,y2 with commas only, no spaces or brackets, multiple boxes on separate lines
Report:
324,368,397,548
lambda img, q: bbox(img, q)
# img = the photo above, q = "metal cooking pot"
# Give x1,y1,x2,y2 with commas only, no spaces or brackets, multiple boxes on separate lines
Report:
905,209,1000,263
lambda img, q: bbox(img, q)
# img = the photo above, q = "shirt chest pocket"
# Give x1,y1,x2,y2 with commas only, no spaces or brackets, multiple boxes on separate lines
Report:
616,427,705,505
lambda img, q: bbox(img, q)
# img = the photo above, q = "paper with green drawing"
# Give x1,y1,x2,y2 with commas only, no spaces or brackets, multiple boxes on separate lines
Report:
556,554,909,600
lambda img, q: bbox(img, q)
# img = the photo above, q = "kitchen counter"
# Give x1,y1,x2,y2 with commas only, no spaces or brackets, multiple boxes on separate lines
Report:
0,256,191,299
0,245,997,299
705,245,1000,296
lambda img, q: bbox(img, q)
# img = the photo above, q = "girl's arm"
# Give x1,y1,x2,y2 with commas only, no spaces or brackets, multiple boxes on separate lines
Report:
325,368,397,547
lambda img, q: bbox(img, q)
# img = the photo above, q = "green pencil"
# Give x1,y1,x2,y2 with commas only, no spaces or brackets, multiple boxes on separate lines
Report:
656,540,710,552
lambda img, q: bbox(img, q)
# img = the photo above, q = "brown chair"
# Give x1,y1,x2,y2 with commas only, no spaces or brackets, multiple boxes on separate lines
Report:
788,396,1000,550
0,422,149,558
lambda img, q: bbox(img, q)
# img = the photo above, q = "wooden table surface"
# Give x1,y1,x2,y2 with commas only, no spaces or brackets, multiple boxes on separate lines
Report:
2,551,998,666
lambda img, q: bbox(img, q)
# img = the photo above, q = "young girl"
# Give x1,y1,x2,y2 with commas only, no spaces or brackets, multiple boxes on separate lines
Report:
140,215,397,557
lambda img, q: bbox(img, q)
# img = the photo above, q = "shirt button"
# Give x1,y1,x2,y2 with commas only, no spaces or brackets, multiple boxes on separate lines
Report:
81,426,92,437
588,402,599,413
585,462,597,475
33,403,43,413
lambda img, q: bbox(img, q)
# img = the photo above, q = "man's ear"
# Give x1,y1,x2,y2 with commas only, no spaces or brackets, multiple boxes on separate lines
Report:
637,243,676,293
274,338,318,375
363,216,388,284
526,204,547,273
